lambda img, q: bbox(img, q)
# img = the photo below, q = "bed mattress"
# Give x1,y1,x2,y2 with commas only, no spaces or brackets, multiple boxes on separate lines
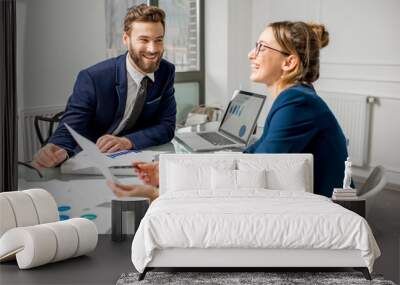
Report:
131,190,380,272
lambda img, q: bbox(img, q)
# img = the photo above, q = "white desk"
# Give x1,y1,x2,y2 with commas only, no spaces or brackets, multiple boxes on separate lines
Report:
17,143,177,234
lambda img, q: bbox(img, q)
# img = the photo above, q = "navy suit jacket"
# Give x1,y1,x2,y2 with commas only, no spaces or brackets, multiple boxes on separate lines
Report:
48,53,176,156
245,84,348,197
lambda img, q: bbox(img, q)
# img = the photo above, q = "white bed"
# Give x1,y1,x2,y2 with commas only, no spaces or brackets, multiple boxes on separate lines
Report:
131,154,380,280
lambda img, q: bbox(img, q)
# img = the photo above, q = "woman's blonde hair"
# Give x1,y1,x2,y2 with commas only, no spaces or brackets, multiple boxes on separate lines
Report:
269,21,329,91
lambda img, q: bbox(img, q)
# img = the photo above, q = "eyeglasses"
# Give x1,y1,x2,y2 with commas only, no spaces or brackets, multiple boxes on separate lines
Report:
254,41,290,57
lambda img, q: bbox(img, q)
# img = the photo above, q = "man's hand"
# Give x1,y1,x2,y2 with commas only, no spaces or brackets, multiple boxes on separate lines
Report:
96,135,133,153
106,181,159,202
133,161,159,186
32,143,68,168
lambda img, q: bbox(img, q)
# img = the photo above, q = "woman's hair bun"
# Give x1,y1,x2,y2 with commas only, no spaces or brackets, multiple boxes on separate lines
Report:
308,23,329,49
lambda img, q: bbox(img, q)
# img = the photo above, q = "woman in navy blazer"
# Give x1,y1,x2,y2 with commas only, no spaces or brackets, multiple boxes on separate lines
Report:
244,21,348,197
108,21,348,199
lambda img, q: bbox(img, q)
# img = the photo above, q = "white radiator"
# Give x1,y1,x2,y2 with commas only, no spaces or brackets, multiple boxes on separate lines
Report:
318,91,374,166
20,106,65,161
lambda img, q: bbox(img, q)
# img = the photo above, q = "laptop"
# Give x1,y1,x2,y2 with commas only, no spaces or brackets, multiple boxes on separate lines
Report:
174,90,266,152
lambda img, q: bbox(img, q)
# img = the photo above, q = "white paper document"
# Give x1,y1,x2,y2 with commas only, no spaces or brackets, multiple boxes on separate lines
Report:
62,124,164,177
64,123,121,183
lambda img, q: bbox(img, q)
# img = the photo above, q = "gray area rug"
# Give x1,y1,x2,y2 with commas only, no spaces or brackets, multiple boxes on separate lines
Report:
116,271,396,285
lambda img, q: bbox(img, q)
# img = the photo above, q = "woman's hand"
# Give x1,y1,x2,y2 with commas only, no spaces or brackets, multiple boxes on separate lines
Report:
106,181,159,202
133,161,159,186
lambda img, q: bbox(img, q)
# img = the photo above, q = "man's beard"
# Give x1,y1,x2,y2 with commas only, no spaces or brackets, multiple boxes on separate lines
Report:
128,43,163,74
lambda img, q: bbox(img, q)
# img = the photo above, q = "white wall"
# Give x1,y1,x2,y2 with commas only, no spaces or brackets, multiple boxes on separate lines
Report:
314,0,400,185
20,0,107,109
204,0,252,108
204,0,228,108
226,0,253,99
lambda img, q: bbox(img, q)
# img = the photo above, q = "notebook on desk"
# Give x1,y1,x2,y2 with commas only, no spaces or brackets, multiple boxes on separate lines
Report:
174,90,266,152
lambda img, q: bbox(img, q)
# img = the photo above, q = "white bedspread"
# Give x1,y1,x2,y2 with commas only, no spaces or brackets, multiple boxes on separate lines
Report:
131,190,380,272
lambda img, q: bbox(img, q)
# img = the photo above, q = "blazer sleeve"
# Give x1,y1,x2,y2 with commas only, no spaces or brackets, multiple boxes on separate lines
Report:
48,70,97,156
247,96,319,154
124,66,177,149
243,132,264,153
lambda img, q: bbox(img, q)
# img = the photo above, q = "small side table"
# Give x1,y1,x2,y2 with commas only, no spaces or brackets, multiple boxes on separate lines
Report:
332,198,366,218
112,197,149,242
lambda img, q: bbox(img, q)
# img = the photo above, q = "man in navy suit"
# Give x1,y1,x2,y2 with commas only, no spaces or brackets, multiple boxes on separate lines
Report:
32,4,176,168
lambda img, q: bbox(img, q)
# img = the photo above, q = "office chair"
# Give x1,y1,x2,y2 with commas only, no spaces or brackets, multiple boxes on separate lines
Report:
17,111,64,178
358,166,387,199
34,111,64,146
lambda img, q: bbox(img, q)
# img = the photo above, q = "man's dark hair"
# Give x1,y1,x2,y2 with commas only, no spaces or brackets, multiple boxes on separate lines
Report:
124,4,166,33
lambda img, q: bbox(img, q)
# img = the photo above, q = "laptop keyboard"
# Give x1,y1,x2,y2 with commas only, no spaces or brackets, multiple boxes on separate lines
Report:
198,132,235,146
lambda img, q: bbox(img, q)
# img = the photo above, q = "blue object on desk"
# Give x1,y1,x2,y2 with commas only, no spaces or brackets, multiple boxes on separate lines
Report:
59,215,70,221
58,205,71,212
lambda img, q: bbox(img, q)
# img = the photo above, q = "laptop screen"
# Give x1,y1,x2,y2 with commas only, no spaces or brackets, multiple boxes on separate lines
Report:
219,90,266,144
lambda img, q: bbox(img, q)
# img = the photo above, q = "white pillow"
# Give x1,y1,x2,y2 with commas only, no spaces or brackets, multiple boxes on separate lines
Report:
211,169,267,190
266,161,308,191
167,163,210,191
211,168,236,190
238,159,309,192
166,160,235,192
237,169,267,188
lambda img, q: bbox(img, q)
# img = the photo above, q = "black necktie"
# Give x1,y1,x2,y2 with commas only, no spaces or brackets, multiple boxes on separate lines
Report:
124,76,152,131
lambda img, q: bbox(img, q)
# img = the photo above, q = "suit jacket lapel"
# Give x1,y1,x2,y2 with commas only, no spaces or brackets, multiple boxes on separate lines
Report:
107,53,128,134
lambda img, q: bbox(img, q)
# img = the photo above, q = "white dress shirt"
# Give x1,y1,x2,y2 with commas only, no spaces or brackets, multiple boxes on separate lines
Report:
113,54,154,135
